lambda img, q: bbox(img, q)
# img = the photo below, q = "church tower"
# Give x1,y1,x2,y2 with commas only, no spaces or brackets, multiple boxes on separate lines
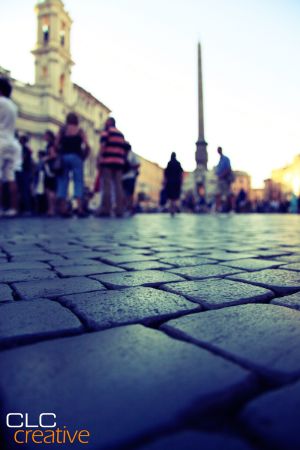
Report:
32,0,73,100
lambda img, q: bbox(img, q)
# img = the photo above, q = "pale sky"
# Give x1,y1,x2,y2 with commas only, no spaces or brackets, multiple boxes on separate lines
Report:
1,0,300,187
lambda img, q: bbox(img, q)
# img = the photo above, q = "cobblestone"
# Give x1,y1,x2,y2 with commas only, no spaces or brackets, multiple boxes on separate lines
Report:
13,276,106,299
59,287,200,330
162,278,273,308
166,264,241,280
271,291,300,310
162,303,300,382
0,284,14,302
228,269,300,294
221,258,283,271
0,325,255,449
1,214,300,449
0,300,83,346
240,380,300,450
55,263,125,277
92,270,185,288
0,268,56,283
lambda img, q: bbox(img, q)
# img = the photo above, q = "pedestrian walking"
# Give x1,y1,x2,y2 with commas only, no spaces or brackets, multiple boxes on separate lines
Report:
164,152,183,216
55,112,90,217
17,135,34,215
215,147,235,212
43,130,57,216
97,117,126,217
33,150,47,215
122,142,140,215
0,77,21,217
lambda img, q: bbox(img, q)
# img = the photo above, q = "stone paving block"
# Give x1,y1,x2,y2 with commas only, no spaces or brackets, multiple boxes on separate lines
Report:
271,292,300,311
151,251,194,259
0,284,14,302
279,262,300,272
0,326,255,450
162,304,300,382
204,252,258,261
139,431,254,450
49,258,101,267
0,261,50,270
120,260,173,271
13,276,106,300
159,256,217,267
100,254,155,264
256,249,291,258
167,264,241,280
56,263,125,277
228,269,300,294
0,268,56,283
275,254,300,264
92,270,184,288
240,380,300,450
59,287,199,330
162,279,273,308
61,251,105,260
0,300,83,346
221,258,282,271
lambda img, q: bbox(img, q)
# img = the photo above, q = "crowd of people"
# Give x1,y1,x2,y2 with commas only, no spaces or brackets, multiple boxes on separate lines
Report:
1,76,298,219
0,77,142,218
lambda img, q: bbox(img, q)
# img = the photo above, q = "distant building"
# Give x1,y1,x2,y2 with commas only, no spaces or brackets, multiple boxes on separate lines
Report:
0,0,111,185
271,155,300,197
231,171,251,196
136,157,164,204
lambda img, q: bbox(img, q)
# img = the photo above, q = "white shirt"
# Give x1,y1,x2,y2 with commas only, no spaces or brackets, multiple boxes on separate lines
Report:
123,151,140,180
0,96,20,153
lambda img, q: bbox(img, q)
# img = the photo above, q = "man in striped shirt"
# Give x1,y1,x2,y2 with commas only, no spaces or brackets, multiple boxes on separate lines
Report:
97,117,126,217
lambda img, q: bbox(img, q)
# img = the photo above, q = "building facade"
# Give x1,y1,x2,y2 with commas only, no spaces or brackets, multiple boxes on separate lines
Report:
1,0,111,185
271,155,300,197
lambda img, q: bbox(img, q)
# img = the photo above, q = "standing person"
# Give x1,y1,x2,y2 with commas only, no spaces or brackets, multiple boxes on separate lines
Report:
164,152,183,216
0,77,21,217
33,150,47,215
18,135,34,215
43,130,57,216
56,112,90,217
122,142,140,215
215,147,235,212
97,117,126,217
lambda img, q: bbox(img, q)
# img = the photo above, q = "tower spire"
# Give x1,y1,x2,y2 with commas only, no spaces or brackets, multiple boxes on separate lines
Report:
195,41,208,170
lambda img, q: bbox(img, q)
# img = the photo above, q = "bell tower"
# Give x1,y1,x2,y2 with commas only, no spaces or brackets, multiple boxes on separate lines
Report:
32,0,73,100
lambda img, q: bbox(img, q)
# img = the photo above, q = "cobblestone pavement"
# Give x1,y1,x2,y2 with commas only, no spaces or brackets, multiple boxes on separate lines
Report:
0,214,300,450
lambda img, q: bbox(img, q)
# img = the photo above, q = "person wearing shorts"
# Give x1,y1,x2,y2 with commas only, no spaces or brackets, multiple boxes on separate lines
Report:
0,77,21,217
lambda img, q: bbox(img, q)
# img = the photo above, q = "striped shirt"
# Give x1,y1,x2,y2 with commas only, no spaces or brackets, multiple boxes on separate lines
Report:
99,126,126,168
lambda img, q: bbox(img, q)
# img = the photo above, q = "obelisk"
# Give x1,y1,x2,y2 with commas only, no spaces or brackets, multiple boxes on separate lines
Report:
195,42,208,186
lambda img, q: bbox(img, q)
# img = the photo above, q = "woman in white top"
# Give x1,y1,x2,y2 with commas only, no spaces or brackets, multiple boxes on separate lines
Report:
0,77,21,217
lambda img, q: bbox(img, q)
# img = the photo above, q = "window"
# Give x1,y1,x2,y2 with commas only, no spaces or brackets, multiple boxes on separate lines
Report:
59,74,65,95
60,22,66,46
60,30,65,47
42,18,50,44
42,66,48,78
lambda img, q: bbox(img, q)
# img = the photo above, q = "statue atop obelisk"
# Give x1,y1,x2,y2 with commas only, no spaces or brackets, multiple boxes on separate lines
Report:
195,42,208,187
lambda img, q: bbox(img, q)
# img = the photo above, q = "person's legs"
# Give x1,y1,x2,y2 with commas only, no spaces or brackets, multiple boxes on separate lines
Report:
56,155,70,215
70,154,84,213
3,157,18,215
114,169,124,217
100,167,112,215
